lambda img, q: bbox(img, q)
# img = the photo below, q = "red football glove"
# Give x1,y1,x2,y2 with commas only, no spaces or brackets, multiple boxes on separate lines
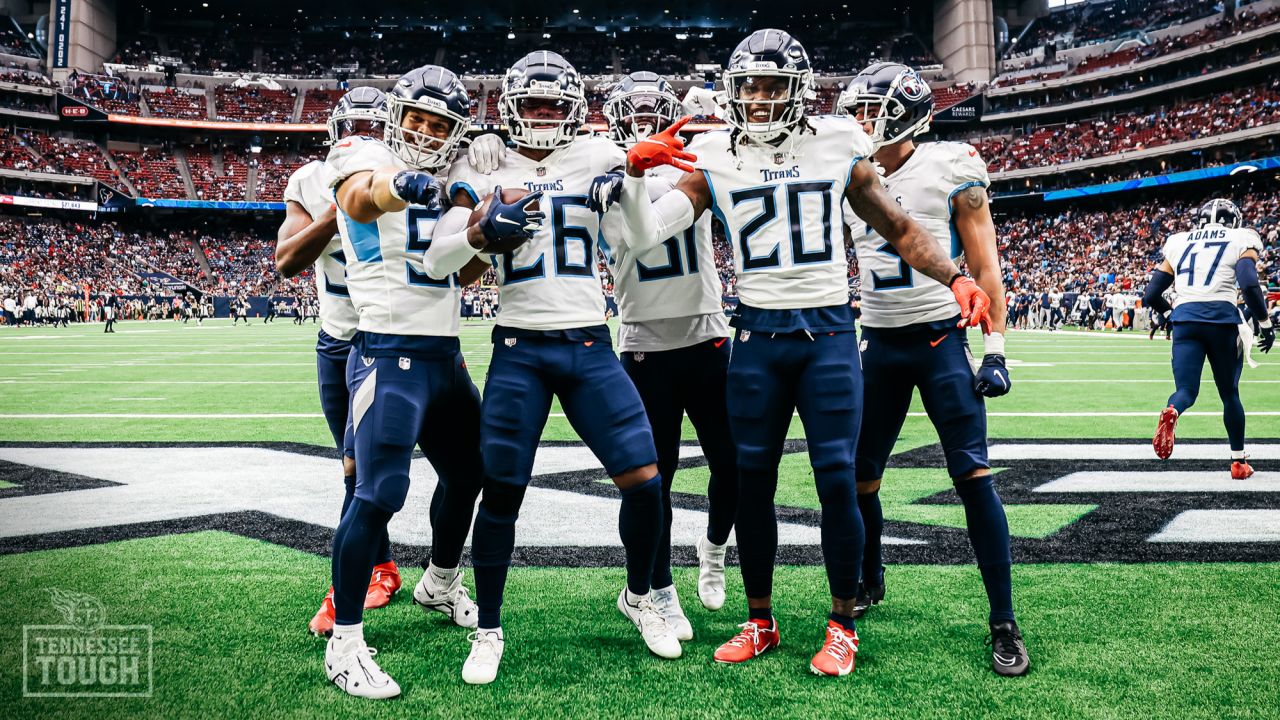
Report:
627,115,698,173
950,275,991,330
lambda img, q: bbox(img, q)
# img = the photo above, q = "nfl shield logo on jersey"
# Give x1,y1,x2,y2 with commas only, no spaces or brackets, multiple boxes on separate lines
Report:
398,357,411,370
633,352,645,363
536,167,547,177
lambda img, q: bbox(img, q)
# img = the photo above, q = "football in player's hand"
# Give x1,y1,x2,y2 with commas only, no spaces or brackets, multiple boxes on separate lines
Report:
469,187,542,254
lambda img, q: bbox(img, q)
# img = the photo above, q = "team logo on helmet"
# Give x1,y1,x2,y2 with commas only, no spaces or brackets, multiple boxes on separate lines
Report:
897,70,928,102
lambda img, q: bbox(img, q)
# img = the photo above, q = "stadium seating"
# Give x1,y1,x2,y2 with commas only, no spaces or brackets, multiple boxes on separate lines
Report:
0,128,54,174
299,89,345,124
973,80,1280,172
255,149,320,202
27,133,128,190
143,87,208,120
214,86,297,123
112,147,186,199
186,147,248,201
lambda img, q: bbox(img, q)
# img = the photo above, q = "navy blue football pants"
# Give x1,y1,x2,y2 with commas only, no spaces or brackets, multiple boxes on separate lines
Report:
727,328,863,601
1169,321,1246,451
471,335,659,628
622,338,738,588
333,345,484,626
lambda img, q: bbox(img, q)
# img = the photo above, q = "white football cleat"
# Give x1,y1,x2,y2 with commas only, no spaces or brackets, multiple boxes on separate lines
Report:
651,585,693,641
696,535,728,611
324,637,400,699
462,628,505,685
617,588,682,659
412,567,478,628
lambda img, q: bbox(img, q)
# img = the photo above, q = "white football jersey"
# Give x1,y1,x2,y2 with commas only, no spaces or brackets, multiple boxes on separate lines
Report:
283,160,359,341
445,135,625,331
326,136,461,337
692,115,873,310
600,164,723,323
1162,225,1263,321
848,142,990,328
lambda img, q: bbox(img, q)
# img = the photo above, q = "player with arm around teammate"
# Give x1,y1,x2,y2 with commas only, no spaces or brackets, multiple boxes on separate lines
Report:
319,64,542,699
1144,198,1274,478
276,87,409,636
836,62,1027,676
584,71,739,636
427,51,676,685
615,29,990,677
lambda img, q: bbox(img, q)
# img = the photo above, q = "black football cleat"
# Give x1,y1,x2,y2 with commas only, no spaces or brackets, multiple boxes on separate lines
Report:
986,620,1030,677
849,580,885,619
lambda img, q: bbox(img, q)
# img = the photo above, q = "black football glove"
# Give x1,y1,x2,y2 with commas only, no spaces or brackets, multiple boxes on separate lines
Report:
479,186,545,254
975,354,1012,397
391,170,439,207
587,170,625,214
1259,320,1275,354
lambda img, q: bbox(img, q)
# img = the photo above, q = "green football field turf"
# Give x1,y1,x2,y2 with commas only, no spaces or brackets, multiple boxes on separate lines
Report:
2,319,1279,718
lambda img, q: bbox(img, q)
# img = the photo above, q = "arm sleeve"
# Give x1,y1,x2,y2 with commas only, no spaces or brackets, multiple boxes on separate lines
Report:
421,205,481,278
1236,256,1270,324
1143,270,1175,315
618,173,696,253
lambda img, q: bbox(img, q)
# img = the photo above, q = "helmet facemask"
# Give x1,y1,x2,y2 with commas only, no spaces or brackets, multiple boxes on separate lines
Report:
501,85,586,150
603,89,680,148
836,88,931,151
385,94,468,171
723,69,812,144
326,107,386,145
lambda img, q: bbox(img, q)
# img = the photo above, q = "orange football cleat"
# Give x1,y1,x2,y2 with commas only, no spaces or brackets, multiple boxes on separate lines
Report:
1153,406,1179,460
809,621,859,677
713,619,780,664
364,561,401,609
1231,460,1255,480
309,587,336,637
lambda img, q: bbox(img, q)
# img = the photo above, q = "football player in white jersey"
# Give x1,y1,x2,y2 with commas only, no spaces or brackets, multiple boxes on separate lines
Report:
590,71,738,635
836,62,1027,676
616,30,990,677
427,51,675,685
319,64,542,700
275,87,397,637
1143,198,1274,477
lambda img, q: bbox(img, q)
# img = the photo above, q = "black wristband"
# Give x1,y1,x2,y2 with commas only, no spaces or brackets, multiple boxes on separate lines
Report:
948,273,965,288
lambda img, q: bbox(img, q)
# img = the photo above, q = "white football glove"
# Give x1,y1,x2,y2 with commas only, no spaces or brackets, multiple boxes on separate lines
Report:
681,87,724,119
466,133,506,175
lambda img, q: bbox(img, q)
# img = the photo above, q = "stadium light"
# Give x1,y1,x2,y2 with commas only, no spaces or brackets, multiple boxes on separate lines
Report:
542,32,551,39
507,32,515,39
675,33,688,40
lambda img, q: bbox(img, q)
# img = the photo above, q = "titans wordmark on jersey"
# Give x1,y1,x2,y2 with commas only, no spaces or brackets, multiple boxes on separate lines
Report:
326,135,462,337
1161,225,1264,323
849,141,990,328
283,160,360,341
692,115,873,310
445,135,625,331
599,164,723,324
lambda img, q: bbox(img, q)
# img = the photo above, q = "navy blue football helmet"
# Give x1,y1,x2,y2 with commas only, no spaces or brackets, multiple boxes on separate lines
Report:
500,51,587,150
602,71,680,148
1196,198,1243,229
326,86,387,145
386,65,471,171
837,62,934,149
723,29,814,143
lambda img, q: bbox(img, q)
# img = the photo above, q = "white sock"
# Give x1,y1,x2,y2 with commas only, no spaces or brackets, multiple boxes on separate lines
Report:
330,622,363,652
428,562,457,585
1232,450,1248,460
625,588,648,606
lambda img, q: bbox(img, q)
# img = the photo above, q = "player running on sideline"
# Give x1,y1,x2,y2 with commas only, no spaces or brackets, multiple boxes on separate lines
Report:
615,29,989,677
1144,198,1275,478
836,62,1028,676
275,86,399,637
431,50,674,685
320,65,542,699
